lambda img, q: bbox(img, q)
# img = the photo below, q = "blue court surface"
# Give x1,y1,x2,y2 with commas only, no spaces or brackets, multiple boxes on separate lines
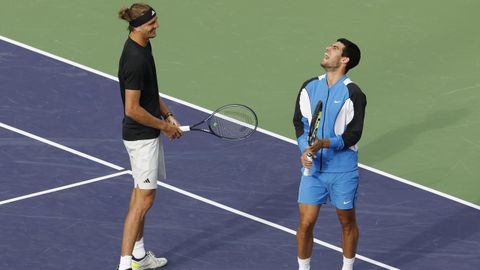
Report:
1,38,479,270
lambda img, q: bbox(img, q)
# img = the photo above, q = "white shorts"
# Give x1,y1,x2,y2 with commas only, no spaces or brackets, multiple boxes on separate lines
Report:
123,137,166,189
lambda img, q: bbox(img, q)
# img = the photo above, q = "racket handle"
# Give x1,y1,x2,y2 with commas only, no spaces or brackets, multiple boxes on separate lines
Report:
303,153,314,176
179,126,190,132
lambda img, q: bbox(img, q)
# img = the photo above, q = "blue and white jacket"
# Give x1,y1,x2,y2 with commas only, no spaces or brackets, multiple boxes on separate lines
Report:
293,74,367,173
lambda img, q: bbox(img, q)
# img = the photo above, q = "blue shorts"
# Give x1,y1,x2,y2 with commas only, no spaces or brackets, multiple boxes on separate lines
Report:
298,170,359,209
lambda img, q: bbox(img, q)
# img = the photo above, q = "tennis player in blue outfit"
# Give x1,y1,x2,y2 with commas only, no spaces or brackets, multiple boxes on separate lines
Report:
293,38,366,270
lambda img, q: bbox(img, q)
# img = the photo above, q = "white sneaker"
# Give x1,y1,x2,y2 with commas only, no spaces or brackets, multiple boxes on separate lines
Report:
131,251,168,270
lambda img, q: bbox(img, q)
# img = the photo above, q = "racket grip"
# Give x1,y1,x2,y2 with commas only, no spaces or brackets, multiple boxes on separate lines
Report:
303,153,314,176
179,126,190,132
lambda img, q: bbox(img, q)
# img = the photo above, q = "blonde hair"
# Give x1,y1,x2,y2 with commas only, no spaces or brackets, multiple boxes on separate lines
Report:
118,3,152,31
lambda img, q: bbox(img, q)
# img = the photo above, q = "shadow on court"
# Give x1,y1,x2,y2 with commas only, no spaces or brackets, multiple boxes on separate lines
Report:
361,108,469,165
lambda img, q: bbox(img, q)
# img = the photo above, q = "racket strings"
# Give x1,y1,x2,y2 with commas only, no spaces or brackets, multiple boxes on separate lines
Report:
208,107,257,140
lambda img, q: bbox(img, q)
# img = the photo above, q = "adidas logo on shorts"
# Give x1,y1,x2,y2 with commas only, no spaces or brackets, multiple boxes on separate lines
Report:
144,178,150,184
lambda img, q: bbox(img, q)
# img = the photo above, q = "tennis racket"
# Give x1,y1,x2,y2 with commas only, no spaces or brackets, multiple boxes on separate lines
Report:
179,104,258,140
303,100,323,176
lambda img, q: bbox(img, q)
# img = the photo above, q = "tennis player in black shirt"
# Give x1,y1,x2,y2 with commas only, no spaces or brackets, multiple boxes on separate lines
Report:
117,3,182,270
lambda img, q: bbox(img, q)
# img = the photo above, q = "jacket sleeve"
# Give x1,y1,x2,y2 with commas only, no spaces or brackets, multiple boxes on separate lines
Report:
293,78,316,153
341,83,367,148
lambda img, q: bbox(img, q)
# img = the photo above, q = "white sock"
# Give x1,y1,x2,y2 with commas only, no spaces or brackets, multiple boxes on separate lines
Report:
341,255,355,270
119,255,132,270
132,237,146,259
298,257,311,270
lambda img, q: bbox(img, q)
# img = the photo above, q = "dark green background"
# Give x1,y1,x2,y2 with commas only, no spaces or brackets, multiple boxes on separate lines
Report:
1,0,479,204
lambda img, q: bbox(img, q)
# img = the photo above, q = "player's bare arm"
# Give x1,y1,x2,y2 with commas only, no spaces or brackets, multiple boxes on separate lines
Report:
125,89,181,139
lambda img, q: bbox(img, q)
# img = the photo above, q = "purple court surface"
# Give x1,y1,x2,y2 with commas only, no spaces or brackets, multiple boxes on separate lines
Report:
1,38,479,270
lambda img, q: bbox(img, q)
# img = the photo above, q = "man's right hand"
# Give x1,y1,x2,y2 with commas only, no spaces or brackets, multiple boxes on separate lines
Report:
301,150,314,168
162,121,182,140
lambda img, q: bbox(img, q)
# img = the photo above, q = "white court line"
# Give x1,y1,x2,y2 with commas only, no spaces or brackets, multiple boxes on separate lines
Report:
0,122,124,171
0,171,130,206
1,34,477,210
156,178,400,270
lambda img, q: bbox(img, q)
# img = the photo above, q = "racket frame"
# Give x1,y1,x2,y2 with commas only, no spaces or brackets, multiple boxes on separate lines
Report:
308,101,323,145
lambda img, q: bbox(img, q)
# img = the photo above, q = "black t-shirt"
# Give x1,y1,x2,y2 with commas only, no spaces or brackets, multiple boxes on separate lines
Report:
118,38,161,140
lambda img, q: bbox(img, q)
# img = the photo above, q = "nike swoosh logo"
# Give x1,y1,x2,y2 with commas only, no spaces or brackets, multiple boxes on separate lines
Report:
343,201,351,205
334,100,342,104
